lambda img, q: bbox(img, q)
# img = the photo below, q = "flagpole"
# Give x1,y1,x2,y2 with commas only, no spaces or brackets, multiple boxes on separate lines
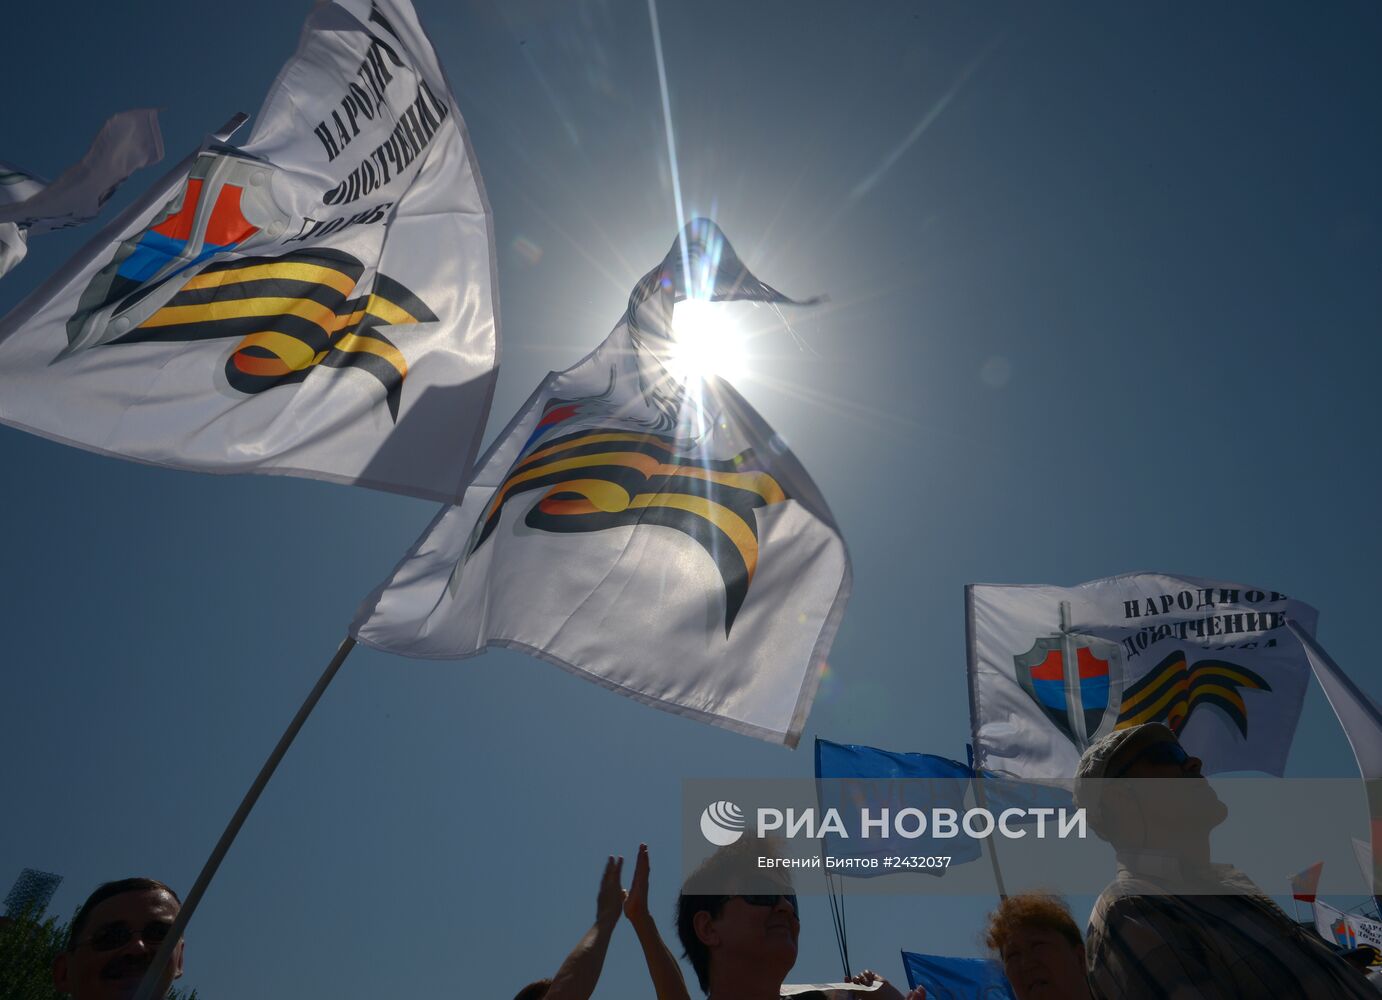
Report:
965,586,1009,902
131,636,358,1000
970,775,1009,901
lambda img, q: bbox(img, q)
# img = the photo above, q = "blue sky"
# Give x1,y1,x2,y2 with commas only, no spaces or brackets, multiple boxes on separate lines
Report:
2,1,1380,996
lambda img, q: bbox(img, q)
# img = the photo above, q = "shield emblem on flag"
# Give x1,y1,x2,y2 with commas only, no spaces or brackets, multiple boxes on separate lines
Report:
1014,634,1120,745
63,148,290,357
1332,918,1357,949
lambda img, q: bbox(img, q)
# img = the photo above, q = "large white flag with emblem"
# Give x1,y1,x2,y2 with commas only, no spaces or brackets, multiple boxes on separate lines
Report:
352,220,851,746
0,0,497,500
968,573,1318,779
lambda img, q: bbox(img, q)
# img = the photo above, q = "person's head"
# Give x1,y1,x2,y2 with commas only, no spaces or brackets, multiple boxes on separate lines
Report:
1075,723,1226,849
986,893,1089,1000
676,840,799,995
53,878,183,1000
512,979,551,1000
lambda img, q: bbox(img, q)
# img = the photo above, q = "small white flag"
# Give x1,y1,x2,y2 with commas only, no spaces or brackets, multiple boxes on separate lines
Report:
968,573,1318,779
0,0,497,500
352,219,851,746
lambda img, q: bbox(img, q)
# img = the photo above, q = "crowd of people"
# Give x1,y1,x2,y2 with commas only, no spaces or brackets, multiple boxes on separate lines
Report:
48,723,1378,999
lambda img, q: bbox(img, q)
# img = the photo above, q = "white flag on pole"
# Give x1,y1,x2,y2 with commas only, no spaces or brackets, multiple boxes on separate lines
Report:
352,219,851,746
0,0,497,500
968,573,1318,779
1315,899,1382,953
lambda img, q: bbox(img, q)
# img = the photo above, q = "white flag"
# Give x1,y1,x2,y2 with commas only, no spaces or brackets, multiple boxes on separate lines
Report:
1315,899,1382,953
968,573,1318,779
352,219,851,746
0,0,497,500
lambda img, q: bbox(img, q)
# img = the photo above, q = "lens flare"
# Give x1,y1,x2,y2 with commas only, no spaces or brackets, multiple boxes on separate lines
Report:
665,299,747,383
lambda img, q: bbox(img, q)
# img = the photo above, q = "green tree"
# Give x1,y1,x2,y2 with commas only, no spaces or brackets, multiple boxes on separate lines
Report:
0,910,199,1000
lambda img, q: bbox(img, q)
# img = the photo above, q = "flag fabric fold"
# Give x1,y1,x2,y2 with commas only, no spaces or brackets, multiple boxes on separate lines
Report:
0,109,163,234
968,573,1318,779
1287,621,1382,908
0,165,42,280
0,0,497,500
352,219,850,746
0,221,27,280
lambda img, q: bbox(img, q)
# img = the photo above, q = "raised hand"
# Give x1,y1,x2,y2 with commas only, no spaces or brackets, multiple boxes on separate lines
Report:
596,854,624,932
848,969,908,1000
623,842,652,927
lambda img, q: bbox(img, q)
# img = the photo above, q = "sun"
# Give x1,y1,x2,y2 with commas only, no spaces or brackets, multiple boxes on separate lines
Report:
663,298,748,383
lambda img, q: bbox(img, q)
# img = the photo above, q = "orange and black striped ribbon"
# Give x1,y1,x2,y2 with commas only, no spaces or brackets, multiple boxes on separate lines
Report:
471,427,789,634
1116,651,1271,737
111,247,435,419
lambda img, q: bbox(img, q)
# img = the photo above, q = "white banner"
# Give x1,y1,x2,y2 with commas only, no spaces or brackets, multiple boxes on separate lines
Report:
353,220,850,745
0,0,497,500
968,573,1318,779
1316,899,1382,953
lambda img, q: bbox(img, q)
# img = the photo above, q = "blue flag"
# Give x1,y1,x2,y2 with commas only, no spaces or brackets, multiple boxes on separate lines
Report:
901,951,1015,999
813,738,982,874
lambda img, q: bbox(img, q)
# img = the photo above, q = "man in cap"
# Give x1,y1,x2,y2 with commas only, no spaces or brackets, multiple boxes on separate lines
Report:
1077,721,1374,998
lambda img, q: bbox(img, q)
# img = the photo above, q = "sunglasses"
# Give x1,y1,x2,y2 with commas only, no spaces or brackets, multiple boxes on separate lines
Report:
738,893,799,915
1112,740,1189,779
78,920,174,952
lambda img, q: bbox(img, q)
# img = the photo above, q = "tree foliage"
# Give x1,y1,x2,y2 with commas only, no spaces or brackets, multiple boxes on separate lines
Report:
0,910,199,1000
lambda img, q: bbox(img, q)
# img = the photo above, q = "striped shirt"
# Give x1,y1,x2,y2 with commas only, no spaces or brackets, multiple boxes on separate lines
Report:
1086,853,1375,999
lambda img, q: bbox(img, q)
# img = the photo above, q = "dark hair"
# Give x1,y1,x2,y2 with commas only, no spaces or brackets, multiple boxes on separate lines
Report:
675,839,794,995
675,892,728,994
985,892,1084,958
68,878,181,952
511,980,551,1000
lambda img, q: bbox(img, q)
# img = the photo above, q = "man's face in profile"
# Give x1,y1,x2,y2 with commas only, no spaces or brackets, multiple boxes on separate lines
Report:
1114,737,1228,838
53,888,183,1000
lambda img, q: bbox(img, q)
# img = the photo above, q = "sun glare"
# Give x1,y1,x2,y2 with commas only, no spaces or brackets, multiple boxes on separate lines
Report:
665,299,748,383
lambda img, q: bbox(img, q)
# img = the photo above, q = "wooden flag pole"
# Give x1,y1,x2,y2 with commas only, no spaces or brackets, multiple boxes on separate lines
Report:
132,636,358,1000
969,774,1009,901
